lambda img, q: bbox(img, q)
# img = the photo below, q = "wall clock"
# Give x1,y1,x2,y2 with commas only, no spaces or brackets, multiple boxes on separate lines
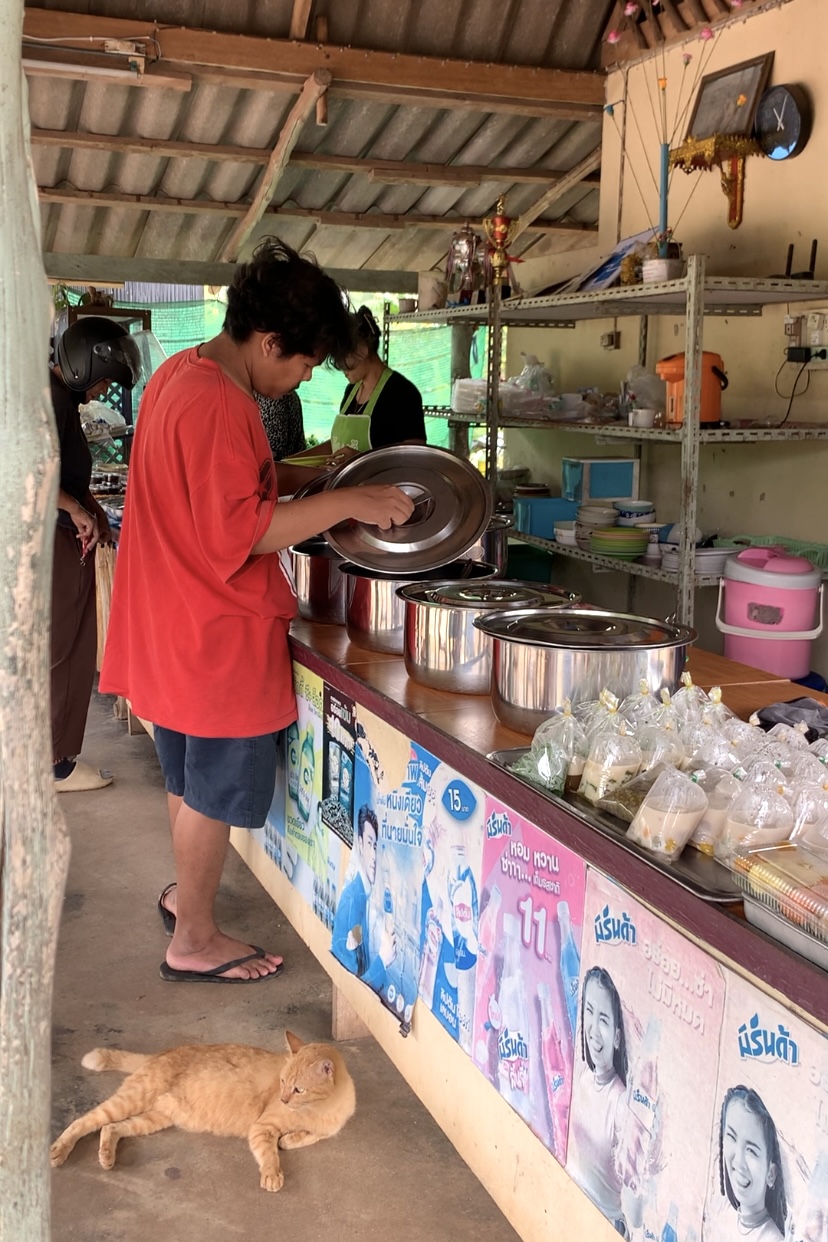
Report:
754,84,813,160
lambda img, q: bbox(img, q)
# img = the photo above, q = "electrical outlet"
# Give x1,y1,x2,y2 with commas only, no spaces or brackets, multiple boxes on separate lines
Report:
784,314,804,348
600,330,620,350
806,310,828,370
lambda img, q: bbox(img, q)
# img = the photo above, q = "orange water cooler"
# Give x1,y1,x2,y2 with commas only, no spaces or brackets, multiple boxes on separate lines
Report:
655,352,728,425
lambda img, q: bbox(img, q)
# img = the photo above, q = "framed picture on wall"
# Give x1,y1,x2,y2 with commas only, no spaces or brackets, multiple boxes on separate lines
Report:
686,53,774,140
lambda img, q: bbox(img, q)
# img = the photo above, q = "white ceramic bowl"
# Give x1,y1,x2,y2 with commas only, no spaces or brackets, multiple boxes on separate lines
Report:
556,529,578,547
661,546,732,575
613,499,655,515
578,506,617,523
617,512,656,527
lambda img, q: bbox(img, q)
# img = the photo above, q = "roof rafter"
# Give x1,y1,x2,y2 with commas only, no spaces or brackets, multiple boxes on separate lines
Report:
37,186,597,235
220,70,331,262
513,149,604,241
29,128,602,189
22,7,605,115
288,0,314,41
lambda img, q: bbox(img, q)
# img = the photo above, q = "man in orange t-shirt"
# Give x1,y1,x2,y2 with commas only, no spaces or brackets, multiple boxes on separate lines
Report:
101,239,412,984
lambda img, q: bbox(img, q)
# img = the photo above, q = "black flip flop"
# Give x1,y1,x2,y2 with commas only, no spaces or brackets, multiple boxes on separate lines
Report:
157,882,177,936
159,947,284,984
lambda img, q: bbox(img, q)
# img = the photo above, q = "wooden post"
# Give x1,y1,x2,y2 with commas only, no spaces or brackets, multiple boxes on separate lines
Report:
331,985,371,1041
0,2,72,1238
449,322,475,459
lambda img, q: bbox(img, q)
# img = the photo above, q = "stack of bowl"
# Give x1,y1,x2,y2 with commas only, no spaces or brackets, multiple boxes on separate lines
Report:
575,504,617,550
555,520,577,548
613,499,657,527
589,526,650,560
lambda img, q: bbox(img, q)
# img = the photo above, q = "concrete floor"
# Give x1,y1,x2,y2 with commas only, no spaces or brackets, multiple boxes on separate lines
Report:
51,690,521,1242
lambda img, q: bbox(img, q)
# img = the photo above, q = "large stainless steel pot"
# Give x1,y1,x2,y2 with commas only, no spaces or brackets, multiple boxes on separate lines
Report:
291,537,346,625
466,515,514,575
473,608,696,735
399,580,581,695
342,560,496,655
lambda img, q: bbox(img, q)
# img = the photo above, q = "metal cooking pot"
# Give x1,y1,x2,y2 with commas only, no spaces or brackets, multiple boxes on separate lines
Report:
291,537,347,625
399,580,581,696
473,608,696,735
466,515,514,575
341,560,497,655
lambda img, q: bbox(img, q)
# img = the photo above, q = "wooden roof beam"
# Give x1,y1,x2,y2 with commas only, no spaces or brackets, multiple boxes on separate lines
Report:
29,128,601,189
513,148,603,242
289,0,314,41
37,186,597,235
220,70,331,261
22,8,605,112
42,252,419,293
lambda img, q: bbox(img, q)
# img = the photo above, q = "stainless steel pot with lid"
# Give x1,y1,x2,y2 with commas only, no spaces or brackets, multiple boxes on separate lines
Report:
291,537,346,626
399,580,581,695
323,445,493,573
466,514,514,574
341,559,497,655
473,608,696,734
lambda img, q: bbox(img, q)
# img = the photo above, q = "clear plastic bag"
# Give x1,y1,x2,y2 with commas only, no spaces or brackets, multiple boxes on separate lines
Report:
721,718,766,756
811,738,828,763
652,688,680,732
509,352,555,396
596,763,670,823
791,754,828,789
531,699,590,792
790,784,828,845
627,768,708,861
583,689,624,743
687,769,741,856
578,726,642,805
619,679,659,729
764,720,811,751
511,742,568,795
715,786,794,862
685,733,741,775
701,686,735,729
637,723,685,772
672,671,710,727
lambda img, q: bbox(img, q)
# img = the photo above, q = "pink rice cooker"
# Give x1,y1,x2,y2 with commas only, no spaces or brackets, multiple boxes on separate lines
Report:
716,546,823,678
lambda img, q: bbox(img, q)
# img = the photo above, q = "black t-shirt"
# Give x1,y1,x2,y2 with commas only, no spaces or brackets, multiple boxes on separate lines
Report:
51,371,92,527
340,369,426,449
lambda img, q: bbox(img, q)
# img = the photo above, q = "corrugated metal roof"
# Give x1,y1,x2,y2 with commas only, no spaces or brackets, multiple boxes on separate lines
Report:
27,0,612,282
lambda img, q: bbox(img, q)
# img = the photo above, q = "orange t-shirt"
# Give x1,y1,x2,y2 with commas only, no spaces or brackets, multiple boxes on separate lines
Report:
100,348,298,738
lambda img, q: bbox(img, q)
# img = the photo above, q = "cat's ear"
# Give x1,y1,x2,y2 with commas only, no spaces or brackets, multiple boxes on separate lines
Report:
315,1058,334,1079
285,1031,304,1054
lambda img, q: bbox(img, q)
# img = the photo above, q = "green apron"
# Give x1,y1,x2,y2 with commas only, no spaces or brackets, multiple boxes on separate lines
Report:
330,366,393,454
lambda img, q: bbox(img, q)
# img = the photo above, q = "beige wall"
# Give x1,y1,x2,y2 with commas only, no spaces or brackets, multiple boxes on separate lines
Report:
506,0,828,664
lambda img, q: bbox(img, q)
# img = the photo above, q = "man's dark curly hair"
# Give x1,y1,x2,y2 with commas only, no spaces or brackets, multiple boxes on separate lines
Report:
223,237,354,368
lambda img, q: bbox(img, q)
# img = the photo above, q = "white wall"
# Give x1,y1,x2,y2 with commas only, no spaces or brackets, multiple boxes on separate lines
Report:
505,0,828,668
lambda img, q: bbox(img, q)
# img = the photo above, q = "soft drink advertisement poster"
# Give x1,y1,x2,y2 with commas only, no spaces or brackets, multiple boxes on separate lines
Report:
569,868,726,1241
417,762,487,1053
702,970,828,1242
472,796,587,1165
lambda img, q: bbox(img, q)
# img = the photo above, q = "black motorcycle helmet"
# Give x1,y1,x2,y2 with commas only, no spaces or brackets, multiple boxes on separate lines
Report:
56,316,142,393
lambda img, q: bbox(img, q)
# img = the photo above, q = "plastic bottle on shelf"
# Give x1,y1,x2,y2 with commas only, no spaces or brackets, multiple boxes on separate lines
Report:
495,913,533,1123
557,900,581,1043
537,981,568,1159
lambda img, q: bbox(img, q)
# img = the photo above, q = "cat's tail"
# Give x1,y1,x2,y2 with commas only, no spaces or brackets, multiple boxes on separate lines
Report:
82,1048,150,1074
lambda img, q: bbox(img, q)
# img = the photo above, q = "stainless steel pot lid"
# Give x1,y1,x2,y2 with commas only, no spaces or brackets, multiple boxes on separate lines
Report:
473,607,696,649
397,581,579,610
291,537,343,560
322,445,493,573
339,559,496,583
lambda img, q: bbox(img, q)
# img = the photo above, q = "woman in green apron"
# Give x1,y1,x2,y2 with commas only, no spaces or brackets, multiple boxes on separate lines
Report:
314,306,426,464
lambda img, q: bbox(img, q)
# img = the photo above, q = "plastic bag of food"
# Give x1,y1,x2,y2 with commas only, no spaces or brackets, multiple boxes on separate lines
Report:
651,688,681,732
578,726,643,805
637,722,685,772
583,689,624,743
701,686,735,729
715,786,794,863
531,699,590,792
596,763,670,823
762,720,811,751
619,679,659,729
511,741,568,795
791,753,828,788
759,740,805,780
790,784,828,843
685,732,742,775
671,671,710,726
509,352,555,396
687,769,742,856
627,768,708,861
811,737,828,763
721,717,765,756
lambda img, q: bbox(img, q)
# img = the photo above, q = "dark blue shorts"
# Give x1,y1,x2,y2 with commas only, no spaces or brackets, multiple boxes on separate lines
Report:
153,727,282,829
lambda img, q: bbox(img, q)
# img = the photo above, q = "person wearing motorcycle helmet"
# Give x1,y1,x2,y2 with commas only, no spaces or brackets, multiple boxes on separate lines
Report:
51,315,141,792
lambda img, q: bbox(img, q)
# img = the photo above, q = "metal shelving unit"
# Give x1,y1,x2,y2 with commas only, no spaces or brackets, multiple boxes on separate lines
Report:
385,258,828,626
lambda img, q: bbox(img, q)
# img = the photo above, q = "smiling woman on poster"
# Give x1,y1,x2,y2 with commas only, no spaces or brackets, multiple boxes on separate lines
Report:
567,966,630,1236
717,1085,787,1241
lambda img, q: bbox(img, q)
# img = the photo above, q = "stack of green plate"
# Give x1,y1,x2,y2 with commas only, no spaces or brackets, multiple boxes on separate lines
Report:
589,526,649,561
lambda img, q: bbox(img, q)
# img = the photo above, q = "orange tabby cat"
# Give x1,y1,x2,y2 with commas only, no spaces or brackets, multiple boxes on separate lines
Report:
50,1031,355,1192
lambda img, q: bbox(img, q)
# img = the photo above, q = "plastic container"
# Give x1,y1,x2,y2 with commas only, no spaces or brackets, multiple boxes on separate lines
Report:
729,841,828,944
561,457,640,503
513,496,578,538
715,547,824,678
655,352,728,425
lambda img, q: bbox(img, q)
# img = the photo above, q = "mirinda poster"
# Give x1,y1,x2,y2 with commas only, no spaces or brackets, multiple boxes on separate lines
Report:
471,796,587,1164
568,868,726,1241
703,971,828,1242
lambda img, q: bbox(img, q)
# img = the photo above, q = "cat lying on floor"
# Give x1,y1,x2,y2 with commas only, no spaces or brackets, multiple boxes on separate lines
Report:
50,1030,355,1192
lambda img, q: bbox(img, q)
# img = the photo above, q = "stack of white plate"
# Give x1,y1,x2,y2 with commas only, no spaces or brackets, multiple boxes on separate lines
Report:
660,546,732,575
575,505,617,550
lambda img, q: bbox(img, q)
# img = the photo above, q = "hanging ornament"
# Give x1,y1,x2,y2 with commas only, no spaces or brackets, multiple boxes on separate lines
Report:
624,2,639,15
607,28,622,44
683,52,693,65
658,77,668,90
699,26,714,40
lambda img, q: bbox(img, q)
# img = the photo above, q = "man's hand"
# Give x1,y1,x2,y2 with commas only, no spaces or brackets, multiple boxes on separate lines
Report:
344,485,414,530
378,922,398,968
